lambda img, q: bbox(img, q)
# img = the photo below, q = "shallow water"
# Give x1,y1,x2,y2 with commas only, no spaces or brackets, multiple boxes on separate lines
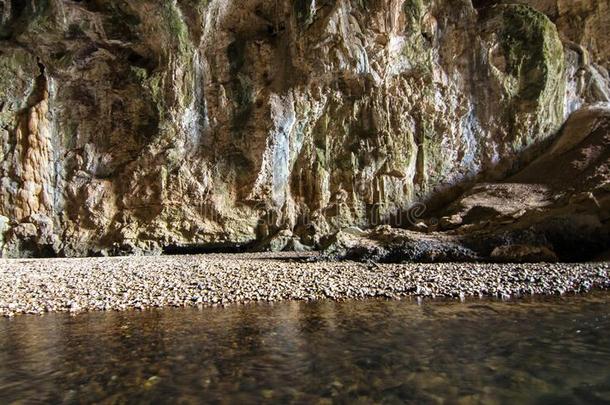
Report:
0,294,609,404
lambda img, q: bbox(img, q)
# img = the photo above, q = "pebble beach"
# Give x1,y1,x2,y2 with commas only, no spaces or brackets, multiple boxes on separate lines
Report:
1,253,609,317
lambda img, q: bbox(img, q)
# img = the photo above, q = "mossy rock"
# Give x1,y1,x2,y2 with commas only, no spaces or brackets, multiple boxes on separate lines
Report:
0,49,39,123
294,0,315,27
481,4,564,109
163,2,190,54
1,0,53,39
479,3,565,156
403,0,425,28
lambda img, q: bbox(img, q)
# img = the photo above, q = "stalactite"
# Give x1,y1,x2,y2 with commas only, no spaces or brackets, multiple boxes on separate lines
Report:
13,62,53,222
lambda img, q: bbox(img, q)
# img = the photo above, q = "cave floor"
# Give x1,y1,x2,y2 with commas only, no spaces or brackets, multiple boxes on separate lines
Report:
0,254,608,316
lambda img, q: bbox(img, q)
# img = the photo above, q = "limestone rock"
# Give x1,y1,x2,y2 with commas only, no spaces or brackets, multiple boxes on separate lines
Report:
490,244,558,263
333,104,610,262
0,1,606,257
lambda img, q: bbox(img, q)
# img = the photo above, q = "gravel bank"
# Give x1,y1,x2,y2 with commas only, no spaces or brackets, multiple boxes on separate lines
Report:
1,254,609,316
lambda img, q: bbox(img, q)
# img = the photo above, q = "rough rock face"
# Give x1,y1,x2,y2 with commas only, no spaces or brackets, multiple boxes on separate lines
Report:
0,0,608,257
327,104,610,262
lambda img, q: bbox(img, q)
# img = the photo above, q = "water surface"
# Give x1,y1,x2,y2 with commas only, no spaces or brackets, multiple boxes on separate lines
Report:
1,293,609,404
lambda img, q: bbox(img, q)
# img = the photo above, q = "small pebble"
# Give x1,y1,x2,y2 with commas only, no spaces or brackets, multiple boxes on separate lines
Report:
0,253,607,316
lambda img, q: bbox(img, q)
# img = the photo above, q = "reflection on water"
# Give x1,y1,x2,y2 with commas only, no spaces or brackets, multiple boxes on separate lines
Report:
1,293,609,404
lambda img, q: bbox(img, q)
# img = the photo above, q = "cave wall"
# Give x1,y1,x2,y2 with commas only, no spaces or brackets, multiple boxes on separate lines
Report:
0,0,607,256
